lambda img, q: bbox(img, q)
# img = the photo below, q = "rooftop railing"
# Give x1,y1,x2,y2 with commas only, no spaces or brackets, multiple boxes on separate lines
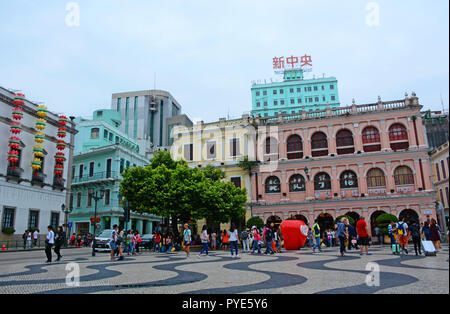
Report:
71,171,119,184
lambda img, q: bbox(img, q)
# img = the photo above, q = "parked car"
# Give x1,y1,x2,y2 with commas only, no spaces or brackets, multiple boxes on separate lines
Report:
141,234,154,250
94,229,113,252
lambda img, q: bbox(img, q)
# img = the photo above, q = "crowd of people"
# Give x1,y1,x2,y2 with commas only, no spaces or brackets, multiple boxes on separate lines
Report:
40,216,445,263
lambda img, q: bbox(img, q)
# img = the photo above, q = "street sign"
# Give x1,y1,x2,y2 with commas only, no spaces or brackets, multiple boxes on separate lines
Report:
96,223,101,230
68,222,72,228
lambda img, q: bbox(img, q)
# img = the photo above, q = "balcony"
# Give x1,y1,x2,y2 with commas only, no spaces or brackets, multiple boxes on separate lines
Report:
53,175,66,190
71,171,119,185
6,166,24,181
31,172,47,185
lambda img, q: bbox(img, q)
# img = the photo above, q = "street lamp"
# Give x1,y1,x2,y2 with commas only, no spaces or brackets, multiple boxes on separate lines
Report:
61,203,72,247
304,166,310,181
91,189,105,257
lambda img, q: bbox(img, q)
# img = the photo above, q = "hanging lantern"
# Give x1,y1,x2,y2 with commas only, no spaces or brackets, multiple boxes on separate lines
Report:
54,163,64,175
35,118,46,130
56,140,67,150
32,145,44,157
58,115,69,126
10,122,22,134
12,107,24,120
8,137,21,150
36,105,47,118
7,150,19,163
13,93,25,106
54,152,66,163
34,132,45,143
57,127,67,138
31,158,42,171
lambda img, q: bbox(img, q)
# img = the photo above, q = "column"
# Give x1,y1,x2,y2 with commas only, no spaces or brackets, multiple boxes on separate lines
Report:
413,159,424,192
385,162,395,194
379,120,390,151
358,165,368,195
303,128,312,158
328,127,337,156
331,166,340,198
146,221,153,235
279,131,287,160
407,118,418,149
136,219,143,234
353,123,363,152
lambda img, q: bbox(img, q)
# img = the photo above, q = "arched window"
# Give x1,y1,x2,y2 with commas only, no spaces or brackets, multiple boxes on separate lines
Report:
265,176,281,194
264,137,279,161
367,168,386,188
287,135,303,160
394,166,414,185
340,170,358,188
289,174,306,192
91,128,100,138
336,129,355,155
311,132,328,157
362,127,381,152
314,172,331,190
389,124,409,150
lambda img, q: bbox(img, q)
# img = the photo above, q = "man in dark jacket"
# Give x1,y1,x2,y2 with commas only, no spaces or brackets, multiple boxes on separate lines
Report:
409,220,422,255
347,224,359,250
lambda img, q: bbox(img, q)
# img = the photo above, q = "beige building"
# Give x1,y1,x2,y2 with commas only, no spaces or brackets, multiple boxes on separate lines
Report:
171,114,256,234
430,141,449,229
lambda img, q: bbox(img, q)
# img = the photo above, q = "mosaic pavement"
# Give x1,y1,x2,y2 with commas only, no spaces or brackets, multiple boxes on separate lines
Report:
0,245,448,294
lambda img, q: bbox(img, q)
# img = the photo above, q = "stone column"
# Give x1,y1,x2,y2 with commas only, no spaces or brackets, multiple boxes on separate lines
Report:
328,127,337,156
379,120,390,151
385,162,396,194
146,221,153,235
136,219,143,234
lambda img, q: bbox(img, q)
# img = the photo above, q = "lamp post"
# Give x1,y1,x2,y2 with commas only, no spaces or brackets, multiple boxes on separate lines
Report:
61,203,72,247
91,189,105,257
118,193,131,231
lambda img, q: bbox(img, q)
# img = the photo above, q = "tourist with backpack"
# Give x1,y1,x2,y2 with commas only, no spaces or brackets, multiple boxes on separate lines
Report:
409,220,422,256
264,224,274,255
251,226,262,254
312,220,322,253
397,218,409,255
240,229,250,253
336,218,348,257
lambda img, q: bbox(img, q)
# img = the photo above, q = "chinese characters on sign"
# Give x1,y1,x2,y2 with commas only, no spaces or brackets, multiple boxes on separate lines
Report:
273,55,313,74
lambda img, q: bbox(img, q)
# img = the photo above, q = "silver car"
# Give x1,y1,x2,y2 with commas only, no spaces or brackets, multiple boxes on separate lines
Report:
94,229,113,252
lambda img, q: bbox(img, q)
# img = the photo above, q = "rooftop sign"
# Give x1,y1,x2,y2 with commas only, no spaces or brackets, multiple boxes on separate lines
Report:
273,55,313,74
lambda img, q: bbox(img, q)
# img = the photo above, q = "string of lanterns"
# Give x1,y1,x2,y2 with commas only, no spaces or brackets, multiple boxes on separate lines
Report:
31,105,48,176
7,93,25,170
54,115,69,184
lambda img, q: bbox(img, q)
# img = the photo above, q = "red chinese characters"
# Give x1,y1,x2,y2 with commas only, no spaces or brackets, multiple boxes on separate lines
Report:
273,55,312,70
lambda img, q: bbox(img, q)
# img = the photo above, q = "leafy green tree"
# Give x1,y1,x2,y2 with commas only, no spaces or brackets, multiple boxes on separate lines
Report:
246,216,264,229
120,152,247,235
375,213,398,235
335,215,355,225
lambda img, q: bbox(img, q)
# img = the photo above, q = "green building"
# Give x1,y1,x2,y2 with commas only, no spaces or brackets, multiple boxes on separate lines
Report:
69,109,161,236
251,69,340,117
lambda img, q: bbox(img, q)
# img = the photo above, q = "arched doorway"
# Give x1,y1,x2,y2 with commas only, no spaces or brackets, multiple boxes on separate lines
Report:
317,213,334,235
292,214,309,225
345,211,361,225
370,210,386,243
398,209,419,224
266,215,282,230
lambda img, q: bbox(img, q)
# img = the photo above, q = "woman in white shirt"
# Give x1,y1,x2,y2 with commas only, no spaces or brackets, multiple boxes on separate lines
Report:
228,225,240,258
198,225,210,257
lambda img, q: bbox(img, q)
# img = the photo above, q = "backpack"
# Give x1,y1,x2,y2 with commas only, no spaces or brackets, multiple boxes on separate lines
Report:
397,222,404,236
265,228,273,240
241,230,249,240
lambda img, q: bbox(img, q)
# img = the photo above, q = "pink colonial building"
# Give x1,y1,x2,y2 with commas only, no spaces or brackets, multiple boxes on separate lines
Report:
251,93,437,237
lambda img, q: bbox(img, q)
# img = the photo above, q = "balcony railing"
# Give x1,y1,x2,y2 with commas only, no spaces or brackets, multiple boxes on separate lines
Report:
31,172,46,184
71,171,119,184
6,166,23,179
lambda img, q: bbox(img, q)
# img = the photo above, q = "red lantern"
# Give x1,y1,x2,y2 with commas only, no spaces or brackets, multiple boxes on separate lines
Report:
7,150,19,163
8,137,21,149
58,115,69,126
54,152,66,163
96,217,101,223
13,93,25,106
12,107,24,120
54,163,64,175
90,216,96,223
10,122,22,134
57,127,67,138
56,140,67,150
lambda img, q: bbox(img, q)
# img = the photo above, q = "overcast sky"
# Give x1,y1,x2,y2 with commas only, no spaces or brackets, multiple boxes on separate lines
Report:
1,0,448,122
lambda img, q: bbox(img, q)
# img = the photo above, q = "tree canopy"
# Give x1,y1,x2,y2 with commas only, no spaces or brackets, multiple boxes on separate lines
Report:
120,151,247,230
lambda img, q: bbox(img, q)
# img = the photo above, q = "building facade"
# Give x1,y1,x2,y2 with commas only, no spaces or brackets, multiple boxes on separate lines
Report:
69,109,161,236
111,90,191,158
251,69,340,118
0,87,76,242
250,94,436,237
171,115,255,233
430,141,449,229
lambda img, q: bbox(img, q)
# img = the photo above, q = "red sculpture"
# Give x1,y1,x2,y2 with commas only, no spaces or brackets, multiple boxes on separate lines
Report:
280,220,308,250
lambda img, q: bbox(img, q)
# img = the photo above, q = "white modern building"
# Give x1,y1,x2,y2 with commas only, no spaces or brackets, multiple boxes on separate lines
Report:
0,86,76,243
